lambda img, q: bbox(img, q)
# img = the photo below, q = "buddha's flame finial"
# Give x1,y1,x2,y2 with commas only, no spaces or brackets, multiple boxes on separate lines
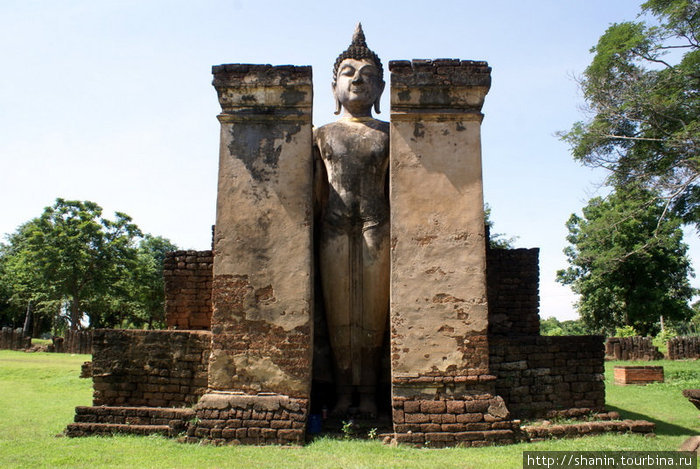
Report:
352,23,366,47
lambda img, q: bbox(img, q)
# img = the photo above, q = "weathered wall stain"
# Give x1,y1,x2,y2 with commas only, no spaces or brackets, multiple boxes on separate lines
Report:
227,122,302,182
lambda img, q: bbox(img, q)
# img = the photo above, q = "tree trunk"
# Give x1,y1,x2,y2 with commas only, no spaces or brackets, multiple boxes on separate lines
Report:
22,301,33,337
70,291,81,331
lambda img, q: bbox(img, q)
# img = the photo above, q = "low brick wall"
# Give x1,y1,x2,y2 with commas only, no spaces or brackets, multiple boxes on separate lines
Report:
0,327,30,350
487,248,540,336
490,335,606,419
91,329,211,407
163,250,213,330
667,337,700,360
605,337,662,360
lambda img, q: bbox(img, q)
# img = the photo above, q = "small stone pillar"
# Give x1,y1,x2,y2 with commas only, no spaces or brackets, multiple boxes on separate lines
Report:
389,59,517,447
193,64,314,445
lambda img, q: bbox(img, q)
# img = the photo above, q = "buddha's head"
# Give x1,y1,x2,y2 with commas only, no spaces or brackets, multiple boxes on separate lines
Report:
332,23,384,117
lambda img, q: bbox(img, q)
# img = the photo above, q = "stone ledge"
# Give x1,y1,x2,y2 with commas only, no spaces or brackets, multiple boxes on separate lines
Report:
66,423,173,437
522,419,655,441
391,428,518,448
389,59,491,82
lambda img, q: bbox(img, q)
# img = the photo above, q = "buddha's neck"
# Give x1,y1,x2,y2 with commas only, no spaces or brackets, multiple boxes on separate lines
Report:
339,115,375,123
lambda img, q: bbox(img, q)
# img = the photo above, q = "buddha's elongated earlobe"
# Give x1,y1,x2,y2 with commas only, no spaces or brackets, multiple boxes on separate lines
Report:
374,81,385,114
333,83,342,115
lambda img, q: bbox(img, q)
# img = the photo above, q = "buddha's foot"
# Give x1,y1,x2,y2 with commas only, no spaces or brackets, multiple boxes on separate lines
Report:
358,394,377,418
332,394,352,416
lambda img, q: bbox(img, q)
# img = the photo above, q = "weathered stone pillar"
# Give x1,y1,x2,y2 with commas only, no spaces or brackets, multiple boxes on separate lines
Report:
193,64,314,445
389,59,517,447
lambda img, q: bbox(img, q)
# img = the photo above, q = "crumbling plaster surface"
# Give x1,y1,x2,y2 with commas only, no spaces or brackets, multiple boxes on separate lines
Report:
389,60,490,378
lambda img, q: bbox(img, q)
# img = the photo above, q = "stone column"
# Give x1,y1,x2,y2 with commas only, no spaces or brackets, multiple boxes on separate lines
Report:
389,59,517,447
193,64,314,445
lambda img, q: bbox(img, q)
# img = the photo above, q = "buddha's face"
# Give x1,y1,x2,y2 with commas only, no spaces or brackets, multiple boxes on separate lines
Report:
333,58,384,115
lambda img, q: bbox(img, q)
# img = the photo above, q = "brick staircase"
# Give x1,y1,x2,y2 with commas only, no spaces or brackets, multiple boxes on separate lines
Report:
65,406,195,437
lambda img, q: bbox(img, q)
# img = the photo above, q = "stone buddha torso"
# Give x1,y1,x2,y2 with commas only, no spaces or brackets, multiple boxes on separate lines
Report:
314,118,389,232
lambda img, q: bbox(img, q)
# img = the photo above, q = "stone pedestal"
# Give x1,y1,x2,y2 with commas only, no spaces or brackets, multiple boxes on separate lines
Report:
388,59,517,447
614,366,664,385
194,64,314,445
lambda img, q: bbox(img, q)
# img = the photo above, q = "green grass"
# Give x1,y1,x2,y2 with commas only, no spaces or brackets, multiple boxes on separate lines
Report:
0,352,698,468
30,338,52,346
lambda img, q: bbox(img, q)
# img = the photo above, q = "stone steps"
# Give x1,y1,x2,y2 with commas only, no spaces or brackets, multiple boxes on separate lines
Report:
66,406,195,438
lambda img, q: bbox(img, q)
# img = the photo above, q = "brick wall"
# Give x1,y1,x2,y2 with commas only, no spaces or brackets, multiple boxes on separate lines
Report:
490,336,605,419
163,250,213,330
604,337,662,361
487,248,540,336
667,337,700,360
91,329,211,407
0,327,30,350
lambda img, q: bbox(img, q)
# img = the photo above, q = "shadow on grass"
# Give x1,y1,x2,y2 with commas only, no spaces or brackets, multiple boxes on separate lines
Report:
606,405,697,437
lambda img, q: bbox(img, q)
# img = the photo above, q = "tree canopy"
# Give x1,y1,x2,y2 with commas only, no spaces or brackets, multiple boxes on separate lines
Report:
560,0,700,227
556,186,694,335
540,316,591,336
0,199,177,334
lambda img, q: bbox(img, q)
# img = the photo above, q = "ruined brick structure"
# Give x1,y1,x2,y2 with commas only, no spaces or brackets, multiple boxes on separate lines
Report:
490,336,605,418
604,337,663,361
487,248,540,336
667,336,700,360
0,327,30,350
67,56,608,447
91,329,210,408
163,250,213,330
485,247,605,419
61,330,93,354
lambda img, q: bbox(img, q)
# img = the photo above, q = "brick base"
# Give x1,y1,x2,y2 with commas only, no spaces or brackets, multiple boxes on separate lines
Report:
613,366,664,385
187,392,308,445
391,394,521,447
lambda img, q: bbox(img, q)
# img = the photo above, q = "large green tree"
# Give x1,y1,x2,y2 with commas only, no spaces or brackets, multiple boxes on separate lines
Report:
560,0,700,226
0,199,177,332
557,186,694,335
130,234,178,329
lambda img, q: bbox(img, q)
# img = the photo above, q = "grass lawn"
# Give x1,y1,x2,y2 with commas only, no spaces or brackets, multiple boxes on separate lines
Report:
0,351,698,468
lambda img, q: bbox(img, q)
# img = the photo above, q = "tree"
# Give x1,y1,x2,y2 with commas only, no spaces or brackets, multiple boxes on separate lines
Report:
130,235,178,329
0,220,63,332
557,186,695,336
484,203,517,249
0,199,178,333
540,317,590,336
0,243,26,329
560,0,700,227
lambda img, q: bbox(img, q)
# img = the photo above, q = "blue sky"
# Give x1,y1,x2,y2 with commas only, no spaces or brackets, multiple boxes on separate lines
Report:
1,0,696,320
